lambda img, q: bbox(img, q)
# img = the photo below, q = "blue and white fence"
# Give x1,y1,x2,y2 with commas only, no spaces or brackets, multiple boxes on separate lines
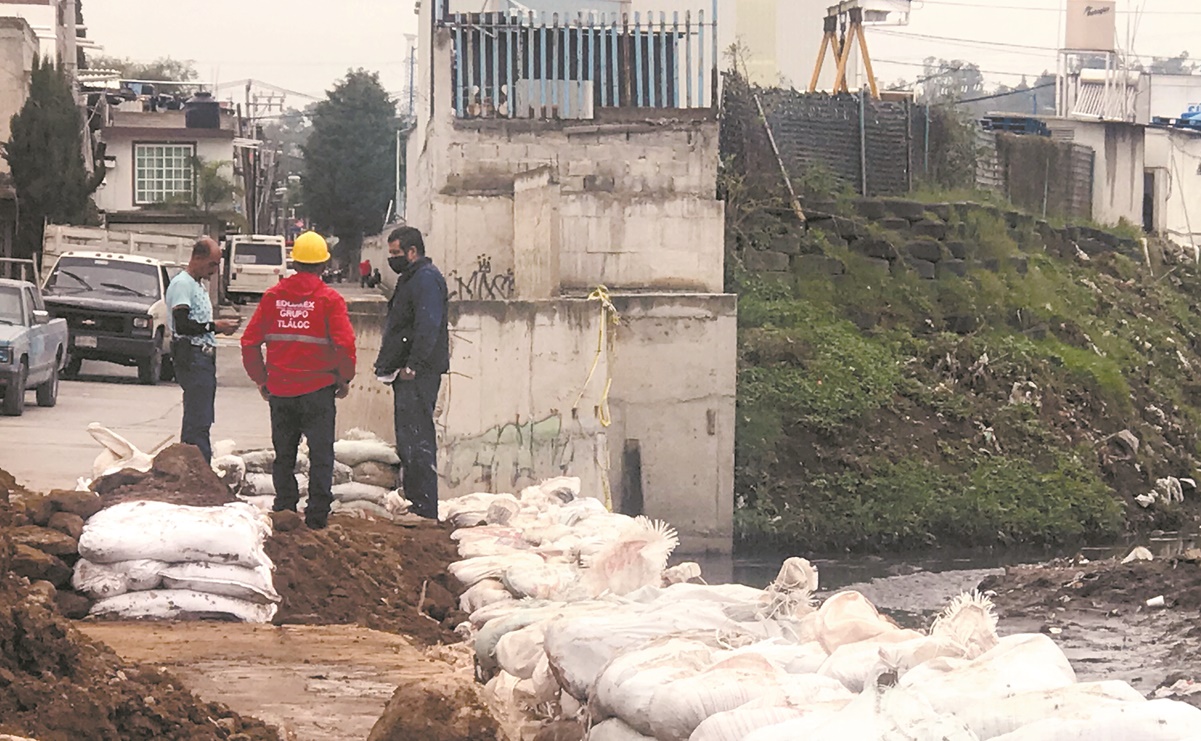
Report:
438,9,719,119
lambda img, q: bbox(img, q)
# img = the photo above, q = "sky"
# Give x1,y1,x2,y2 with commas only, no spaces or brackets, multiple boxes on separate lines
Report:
82,0,1199,104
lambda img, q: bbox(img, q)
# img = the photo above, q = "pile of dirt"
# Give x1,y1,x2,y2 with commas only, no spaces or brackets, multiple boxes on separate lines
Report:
980,555,1201,616
0,469,279,741
265,513,468,644
366,646,502,741
91,444,236,508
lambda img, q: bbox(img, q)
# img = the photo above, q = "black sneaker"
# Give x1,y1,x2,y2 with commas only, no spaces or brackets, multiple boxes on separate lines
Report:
305,514,328,530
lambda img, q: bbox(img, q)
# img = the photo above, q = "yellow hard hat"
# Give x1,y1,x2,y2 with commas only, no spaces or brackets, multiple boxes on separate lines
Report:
291,231,330,264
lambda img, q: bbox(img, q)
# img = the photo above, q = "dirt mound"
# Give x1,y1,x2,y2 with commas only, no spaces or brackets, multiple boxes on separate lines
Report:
366,656,502,741
92,445,236,508
980,556,1201,616
0,469,279,741
266,516,468,644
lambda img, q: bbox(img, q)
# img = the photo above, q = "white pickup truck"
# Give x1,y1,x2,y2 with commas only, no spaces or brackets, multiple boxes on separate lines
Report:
0,278,69,416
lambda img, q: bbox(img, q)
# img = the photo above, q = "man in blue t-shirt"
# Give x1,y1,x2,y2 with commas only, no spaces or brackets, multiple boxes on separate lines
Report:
166,237,240,461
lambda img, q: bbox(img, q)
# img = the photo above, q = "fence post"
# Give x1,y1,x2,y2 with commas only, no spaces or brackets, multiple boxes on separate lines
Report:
924,105,931,178
454,17,465,117
859,88,868,196
634,12,644,108
684,11,692,108
698,9,705,108
659,12,667,109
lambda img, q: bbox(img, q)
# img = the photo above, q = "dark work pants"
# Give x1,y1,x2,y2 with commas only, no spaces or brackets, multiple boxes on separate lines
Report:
173,342,216,463
393,374,441,519
270,385,337,518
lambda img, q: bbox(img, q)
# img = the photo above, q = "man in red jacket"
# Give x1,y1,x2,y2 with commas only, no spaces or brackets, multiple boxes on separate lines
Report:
241,231,357,529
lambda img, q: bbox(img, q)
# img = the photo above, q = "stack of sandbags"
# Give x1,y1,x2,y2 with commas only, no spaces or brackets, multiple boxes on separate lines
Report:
73,500,279,623
210,430,410,521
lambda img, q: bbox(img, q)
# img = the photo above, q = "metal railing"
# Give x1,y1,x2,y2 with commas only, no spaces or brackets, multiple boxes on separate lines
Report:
439,9,718,119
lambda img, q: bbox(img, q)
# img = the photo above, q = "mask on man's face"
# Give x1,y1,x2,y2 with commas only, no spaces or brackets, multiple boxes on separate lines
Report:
388,254,409,274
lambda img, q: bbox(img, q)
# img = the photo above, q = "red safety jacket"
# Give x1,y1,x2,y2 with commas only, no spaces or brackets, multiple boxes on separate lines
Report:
241,272,357,398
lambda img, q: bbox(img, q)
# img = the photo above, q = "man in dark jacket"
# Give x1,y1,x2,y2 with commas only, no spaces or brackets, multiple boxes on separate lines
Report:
375,226,449,520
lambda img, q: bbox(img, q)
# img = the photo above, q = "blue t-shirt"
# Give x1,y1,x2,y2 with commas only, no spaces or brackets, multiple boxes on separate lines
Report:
166,271,216,347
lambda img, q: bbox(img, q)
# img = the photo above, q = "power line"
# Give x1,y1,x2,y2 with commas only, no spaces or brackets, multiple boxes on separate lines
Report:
956,81,1056,104
916,0,1201,13
875,57,1050,79
873,28,1059,55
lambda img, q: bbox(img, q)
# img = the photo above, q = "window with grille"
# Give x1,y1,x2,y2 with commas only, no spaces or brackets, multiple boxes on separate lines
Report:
134,143,195,205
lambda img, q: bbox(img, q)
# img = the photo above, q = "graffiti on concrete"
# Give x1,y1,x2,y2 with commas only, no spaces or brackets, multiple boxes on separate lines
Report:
447,254,515,300
442,414,593,492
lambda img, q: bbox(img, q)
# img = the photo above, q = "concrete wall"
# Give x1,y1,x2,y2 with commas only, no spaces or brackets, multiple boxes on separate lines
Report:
407,26,725,295
1146,128,1201,256
93,134,235,213
340,294,737,553
1048,119,1145,228
0,17,37,175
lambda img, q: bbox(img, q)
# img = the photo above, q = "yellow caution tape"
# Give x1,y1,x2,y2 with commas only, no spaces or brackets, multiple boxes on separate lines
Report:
572,285,620,428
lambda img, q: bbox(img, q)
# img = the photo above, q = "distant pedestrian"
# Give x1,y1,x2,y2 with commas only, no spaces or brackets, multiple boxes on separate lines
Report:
375,226,449,520
359,258,371,288
370,268,381,288
241,232,357,530
166,237,240,463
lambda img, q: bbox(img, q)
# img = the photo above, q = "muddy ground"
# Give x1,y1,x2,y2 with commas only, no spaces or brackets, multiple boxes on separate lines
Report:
980,553,1201,705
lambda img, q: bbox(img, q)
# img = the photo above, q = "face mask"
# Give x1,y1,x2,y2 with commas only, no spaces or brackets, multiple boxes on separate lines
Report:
388,255,409,274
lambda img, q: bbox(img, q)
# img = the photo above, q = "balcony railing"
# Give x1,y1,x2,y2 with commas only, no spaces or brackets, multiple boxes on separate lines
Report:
438,9,718,120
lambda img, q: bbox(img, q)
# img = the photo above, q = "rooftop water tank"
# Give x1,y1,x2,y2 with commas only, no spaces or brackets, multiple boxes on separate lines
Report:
184,91,221,129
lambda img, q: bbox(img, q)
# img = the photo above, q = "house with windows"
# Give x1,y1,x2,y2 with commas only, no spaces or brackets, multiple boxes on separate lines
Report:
91,94,243,238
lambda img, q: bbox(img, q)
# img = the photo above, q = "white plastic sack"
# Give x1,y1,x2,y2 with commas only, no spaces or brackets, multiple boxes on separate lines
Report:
816,630,925,692
495,623,548,680
948,681,1146,739
814,590,899,653
332,482,391,505
743,685,976,741
900,634,1076,704
244,472,308,498
460,578,515,614
449,552,547,588
988,699,1201,741
333,460,354,485
238,495,276,512
240,449,275,473
332,499,400,520
212,439,238,459
333,438,400,467
158,561,280,604
72,558,166,599
690,707,810,741
502,561,578,600
211,455,247,487
350,460,396,488
79,501,272,569
90,588,278,623
586,719,654,741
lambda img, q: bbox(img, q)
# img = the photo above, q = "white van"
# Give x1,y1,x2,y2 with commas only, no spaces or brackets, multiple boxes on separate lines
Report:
226,235,289,303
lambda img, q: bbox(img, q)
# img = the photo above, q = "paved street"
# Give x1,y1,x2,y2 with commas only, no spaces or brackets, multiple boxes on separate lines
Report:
0,341,271,493
0,283,381,493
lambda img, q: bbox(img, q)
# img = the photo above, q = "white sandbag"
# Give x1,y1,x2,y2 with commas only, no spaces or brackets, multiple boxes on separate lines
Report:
90,588,278,623
212,439,238,459
577,516,679,597
72,558,166,599
211,455,246,487
594,635,719,732
333,460,353,485
351,460,396,488
900,633,1076,703
646,654,798,741
485,498,522,525
456,528,532,559
444,492,521,528
663,562,702,585
743,685,975,741
816,630,925,692
459,578,514,614
241,449,275,473
501,561,577,600
331,499,397,520
332,482,391,506
690,707,810,741
814,590,899,653
557,496,610,526
79,501,272,569
245,472,275,496
449,552,547,588
495,623,548,680
720,639,830,676
158,561,280,604
343,427,383,441
948,681,1146,740
88,423,156,479
539,475,581,501
988,699,1201,741
333,438,400,467
587,719,654,741
238,495,276,512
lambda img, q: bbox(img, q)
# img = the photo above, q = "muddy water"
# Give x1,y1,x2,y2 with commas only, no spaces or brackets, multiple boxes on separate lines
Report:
692,533,1201,696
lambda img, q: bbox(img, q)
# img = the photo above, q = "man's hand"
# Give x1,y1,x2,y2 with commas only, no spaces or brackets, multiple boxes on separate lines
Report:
335,382,350,399
215,318,240,335
399,367,416,382
258,385,270,401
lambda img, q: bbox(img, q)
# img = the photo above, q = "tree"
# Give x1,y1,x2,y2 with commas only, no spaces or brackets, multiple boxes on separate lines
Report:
195,158,243,220
920,58,985,104
86,54,198,81
301,70,396,265
3,57,99,259
1146,51,1200,76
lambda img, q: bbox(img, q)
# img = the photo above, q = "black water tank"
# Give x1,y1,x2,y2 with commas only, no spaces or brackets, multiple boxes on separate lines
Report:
184,91,221,129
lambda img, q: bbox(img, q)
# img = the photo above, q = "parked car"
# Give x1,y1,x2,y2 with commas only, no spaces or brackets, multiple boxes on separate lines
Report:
226,234,289,304
41,250,177,385
0,278,69,416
